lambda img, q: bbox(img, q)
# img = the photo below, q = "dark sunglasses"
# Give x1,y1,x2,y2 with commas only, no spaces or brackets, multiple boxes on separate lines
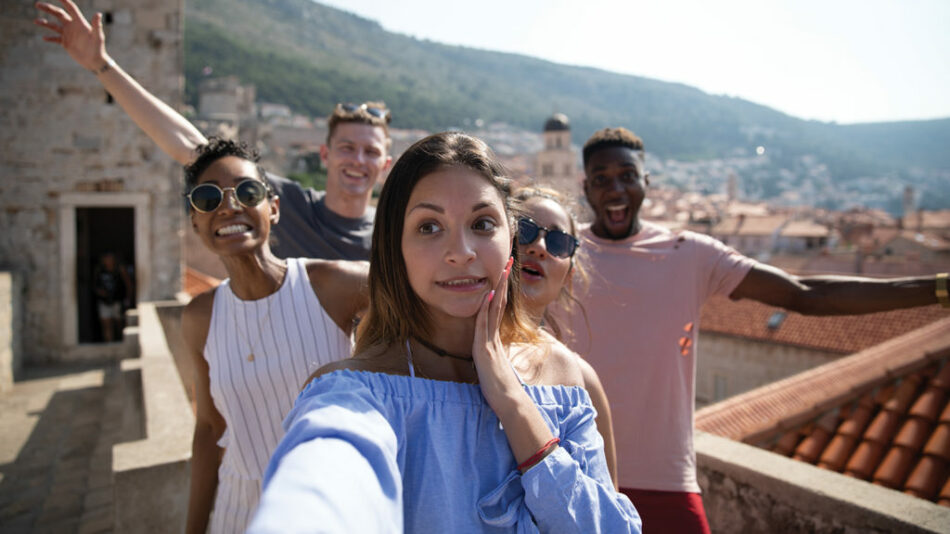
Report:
337,102,391,122
186,179,270,213
517,218,579,258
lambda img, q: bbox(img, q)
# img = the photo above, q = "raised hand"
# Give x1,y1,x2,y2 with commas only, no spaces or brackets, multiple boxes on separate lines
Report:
34,0,110,72
471,256,520,411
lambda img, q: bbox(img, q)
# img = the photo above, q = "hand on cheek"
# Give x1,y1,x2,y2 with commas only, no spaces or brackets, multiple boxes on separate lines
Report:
472,256,520,412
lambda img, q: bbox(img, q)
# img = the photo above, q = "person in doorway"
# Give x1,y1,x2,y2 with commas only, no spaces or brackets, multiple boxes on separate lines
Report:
93,251,131,342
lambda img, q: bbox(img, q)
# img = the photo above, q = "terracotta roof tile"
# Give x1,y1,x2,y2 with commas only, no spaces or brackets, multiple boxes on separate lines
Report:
925,424,950,461
938,476,950,507
793,426,833,463
909,387,948,421
837,395,875,438
904,456,949,501
700,297,950,354
771,429,802,456
846,441,886,480
696,317,950,507
864,409,903,444
874,446,917,489
934,364,950,389
894,418,935,450
818,434,858,472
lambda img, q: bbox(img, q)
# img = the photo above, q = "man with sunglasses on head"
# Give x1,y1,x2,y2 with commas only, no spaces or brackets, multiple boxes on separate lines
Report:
562,127,949,534
34,0,392,261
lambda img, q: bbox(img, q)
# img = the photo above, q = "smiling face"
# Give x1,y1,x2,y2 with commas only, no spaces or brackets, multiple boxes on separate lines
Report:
190,156,279,257
583,146,649,240
401,167,511,323
320,122,392,202
517,196,575,316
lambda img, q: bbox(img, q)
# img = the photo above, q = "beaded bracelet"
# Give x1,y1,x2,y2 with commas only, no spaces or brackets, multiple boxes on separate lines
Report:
517,437,560,473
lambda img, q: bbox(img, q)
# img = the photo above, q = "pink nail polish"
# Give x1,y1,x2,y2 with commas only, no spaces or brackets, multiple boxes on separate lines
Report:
488,290,495,303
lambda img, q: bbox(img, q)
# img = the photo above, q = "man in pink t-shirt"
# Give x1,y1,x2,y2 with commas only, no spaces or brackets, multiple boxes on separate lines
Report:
566,127,946,533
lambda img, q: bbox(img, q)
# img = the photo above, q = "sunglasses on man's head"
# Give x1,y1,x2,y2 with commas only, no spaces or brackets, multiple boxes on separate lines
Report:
186,179,269,213
517,218,579,258
337,102,391,122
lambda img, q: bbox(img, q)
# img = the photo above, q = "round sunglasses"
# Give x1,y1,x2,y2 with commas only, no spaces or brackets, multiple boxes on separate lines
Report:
186,179,270,213
337,102,391,122
517,218,579,258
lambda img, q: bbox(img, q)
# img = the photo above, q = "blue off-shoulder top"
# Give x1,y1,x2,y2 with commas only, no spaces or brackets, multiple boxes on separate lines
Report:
248,369,641,533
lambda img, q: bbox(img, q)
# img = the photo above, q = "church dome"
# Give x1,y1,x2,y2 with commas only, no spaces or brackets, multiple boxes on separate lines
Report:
543,113,570,132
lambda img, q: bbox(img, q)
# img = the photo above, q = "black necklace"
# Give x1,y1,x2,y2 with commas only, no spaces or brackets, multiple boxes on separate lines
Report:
414,337,473,362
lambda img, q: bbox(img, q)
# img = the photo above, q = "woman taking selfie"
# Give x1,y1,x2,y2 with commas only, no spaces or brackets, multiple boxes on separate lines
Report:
249,132,640,533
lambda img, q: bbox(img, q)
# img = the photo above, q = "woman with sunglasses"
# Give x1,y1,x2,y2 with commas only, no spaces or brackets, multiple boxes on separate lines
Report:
513,186,619,489
181,138,366,534
248,132,639,533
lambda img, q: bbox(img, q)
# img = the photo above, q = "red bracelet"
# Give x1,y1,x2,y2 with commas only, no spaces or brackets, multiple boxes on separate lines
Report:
517,437,560,472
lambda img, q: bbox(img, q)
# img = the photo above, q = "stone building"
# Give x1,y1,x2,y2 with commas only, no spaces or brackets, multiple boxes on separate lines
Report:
0,0,184,364
534,113,580,198
194,75,259,149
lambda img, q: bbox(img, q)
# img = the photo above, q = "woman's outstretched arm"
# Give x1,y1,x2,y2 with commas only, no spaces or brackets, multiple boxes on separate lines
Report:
35,0,207,164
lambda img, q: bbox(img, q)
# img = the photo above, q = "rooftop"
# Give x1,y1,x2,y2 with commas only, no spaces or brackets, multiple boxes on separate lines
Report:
700,296,950,354
697,316,950,507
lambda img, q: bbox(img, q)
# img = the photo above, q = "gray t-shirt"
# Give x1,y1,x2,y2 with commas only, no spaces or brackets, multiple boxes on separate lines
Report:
266,173,374,261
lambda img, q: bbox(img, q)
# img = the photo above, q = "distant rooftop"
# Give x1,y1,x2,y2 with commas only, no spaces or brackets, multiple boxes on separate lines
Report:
701,296,950,354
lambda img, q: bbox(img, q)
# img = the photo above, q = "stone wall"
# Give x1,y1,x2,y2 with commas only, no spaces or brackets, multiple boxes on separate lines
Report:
696,332,842,407
0,271,24,392
0,0,183,364
696,431,950,533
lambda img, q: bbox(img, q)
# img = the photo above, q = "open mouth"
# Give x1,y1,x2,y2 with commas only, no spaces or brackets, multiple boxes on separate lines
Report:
606,204,629,224
215,223,251,236
521,263,544,279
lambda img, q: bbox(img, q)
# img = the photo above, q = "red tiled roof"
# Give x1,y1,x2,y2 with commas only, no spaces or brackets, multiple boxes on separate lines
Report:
781,220,829,238
183,267,221,297
901,210,950,232
700,296,950,354
696,317,950,507
711,215,787,236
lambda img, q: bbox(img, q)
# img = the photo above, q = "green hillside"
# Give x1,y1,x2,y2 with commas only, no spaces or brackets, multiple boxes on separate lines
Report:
184,0,950,185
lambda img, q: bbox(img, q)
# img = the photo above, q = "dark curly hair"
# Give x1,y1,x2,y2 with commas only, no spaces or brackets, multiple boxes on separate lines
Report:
183,137,272,197
581,127,645,167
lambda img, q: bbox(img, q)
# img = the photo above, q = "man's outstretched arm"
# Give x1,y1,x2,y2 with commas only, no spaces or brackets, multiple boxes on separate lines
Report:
730,262,944,316
35,0,207,164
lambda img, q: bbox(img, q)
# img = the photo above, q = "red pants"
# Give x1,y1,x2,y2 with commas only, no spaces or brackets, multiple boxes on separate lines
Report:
620,488,711,534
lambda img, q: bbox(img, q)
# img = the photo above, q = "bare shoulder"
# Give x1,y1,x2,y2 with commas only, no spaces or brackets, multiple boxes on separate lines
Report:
305,259,369,287
574,355,599,388
516,332,585,388
303,344,407,387
181,288,216,352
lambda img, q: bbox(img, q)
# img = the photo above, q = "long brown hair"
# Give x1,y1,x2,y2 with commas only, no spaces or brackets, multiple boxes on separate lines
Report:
354,132,538,355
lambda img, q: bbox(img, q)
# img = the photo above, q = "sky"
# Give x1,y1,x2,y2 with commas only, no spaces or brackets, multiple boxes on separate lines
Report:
317,0,950,125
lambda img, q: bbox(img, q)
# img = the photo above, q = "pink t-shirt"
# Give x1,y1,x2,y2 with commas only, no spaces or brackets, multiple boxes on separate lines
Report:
564,221,756,492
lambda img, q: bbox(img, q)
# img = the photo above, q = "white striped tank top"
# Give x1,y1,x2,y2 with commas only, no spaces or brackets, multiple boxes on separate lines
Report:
204,257,353,482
